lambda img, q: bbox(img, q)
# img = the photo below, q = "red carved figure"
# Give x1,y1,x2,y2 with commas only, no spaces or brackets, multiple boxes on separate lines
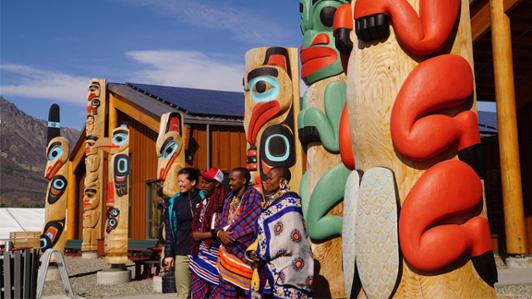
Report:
398,159,492,271
354,0,460,56
352,0,497,290
390,54,480,161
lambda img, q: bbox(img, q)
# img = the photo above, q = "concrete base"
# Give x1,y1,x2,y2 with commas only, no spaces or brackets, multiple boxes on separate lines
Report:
152,275,163,293
505,256,532,269
45,266,61,281
82,251,98,259
96,269,131,285
496,267,532,285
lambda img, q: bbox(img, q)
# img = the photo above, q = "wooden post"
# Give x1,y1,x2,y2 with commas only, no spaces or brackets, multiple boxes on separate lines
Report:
243,47,303,194
156,112,186,197
82,79,107,253
490,0,528,254
67,161,76,240
41,104,70,256
95,125,130,265
347,0,497,296
108,96,117,136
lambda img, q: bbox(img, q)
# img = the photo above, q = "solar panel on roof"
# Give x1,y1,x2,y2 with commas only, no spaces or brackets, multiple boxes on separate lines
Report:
478,111,498,133
127,83,245,118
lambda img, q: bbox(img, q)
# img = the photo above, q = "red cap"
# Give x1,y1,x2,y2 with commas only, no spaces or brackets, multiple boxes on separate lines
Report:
201,167,224,183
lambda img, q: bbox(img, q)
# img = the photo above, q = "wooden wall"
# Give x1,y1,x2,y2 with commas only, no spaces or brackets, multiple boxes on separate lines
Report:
119,111,158,240
187,124,247,172
210,125,247,172
70,105,246,240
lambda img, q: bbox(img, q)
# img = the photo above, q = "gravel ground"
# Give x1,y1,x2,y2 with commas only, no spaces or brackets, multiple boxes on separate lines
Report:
496,284,532,299
41,256,157,299
41,256,532,298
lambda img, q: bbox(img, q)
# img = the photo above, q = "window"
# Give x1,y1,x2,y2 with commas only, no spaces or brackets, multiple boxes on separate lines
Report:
146,179,164,240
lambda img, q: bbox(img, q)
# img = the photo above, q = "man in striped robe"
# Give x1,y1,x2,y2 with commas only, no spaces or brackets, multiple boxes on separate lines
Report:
214,168,262,298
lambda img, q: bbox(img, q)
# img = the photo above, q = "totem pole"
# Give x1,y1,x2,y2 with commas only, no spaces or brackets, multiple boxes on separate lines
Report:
336,0,497,297
298,1,354,297
41,104,69,254
94,125,130,265
243,47,303,194
156,112,185,197
82,79,107,254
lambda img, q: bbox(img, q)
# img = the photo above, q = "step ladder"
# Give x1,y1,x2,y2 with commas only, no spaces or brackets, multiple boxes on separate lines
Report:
36,249,77,299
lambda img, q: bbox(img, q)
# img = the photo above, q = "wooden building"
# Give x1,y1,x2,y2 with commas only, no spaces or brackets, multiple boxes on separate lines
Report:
471,0,531,254
67,82,246,240
63,0,532,254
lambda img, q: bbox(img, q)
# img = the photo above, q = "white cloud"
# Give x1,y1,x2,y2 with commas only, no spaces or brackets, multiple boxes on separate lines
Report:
126,50,244,92
0,64,88,105
114,0,291,44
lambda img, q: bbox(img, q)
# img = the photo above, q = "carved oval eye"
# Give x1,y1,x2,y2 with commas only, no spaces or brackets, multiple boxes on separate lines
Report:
89,84,100,93
112,133,128,146
117,157,128,173
48,145,63,161
52,177,66,190
162,141,178,159
254,80,271,93
249,76,279,103
84,189,96,198
320,6,336,27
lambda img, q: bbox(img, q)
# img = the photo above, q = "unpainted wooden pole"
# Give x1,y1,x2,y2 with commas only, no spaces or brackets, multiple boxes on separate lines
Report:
490,0,528,254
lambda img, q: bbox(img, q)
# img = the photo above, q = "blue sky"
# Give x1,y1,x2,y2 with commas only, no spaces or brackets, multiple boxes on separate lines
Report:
1,1,495,130
1,0,301,129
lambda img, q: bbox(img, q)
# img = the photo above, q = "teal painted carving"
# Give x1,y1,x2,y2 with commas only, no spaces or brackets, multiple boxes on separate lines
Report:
306,164,351,240
299,0,352,242
299,0,349,85
298,81,346,153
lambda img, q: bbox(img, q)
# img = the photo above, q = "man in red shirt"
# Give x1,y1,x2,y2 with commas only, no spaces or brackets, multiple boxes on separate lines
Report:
190,168,226,299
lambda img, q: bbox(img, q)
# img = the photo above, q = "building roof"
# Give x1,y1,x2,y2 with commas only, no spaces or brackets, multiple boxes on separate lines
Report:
478,111,498,134
125,83,244,119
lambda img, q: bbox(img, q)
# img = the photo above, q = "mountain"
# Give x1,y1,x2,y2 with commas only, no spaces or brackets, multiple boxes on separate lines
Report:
0,97,81,207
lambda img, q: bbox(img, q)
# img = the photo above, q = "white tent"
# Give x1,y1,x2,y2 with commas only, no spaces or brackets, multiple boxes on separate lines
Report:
0,208,44,241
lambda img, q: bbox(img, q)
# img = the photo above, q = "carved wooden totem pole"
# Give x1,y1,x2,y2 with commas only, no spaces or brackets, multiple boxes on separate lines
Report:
82,79,107,253
243,47,303,194
94,125,130,265
156,112,185,197
41,104,69,254
298,1,354,297
335,0,498,297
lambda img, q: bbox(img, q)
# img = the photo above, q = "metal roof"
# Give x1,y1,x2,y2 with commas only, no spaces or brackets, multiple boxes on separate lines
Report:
478,111,498,134
112,82,497,133
126,83,244,119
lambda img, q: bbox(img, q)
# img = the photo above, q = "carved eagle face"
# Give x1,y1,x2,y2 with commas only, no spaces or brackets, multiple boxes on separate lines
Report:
243,47,294,146
44,136,69,179
156,112,185,197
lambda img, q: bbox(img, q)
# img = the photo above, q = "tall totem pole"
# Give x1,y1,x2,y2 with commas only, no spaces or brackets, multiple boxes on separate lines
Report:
243,47,303,194
335,0,498,297
41,104,69,254
94,125,130,265
156,112,185,198
298,1,353,297
82,79,107,254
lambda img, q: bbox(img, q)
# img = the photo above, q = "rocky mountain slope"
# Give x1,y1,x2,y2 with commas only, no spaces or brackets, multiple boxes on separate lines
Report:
0,97,80,207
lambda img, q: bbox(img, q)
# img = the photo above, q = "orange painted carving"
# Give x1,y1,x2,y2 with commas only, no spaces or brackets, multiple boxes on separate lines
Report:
247,101,281,145
390,55,480,161
354,0,460,56
399,159,492,271
339,104,355,170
